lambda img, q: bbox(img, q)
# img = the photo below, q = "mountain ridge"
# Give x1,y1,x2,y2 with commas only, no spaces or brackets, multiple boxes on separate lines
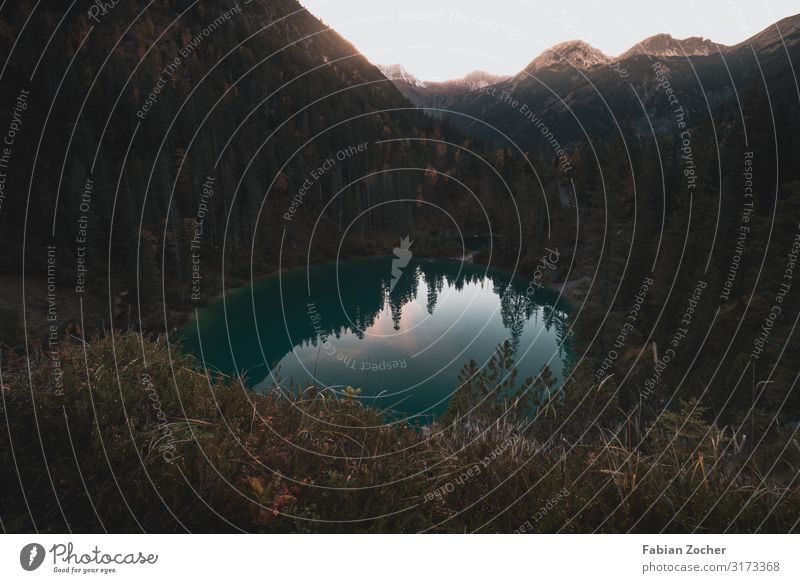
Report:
523,40,609,74
619,33,720,60
379,13,800,87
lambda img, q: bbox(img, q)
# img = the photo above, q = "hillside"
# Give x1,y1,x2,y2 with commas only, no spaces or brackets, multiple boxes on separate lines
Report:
0,0,511,342
2,332,797,532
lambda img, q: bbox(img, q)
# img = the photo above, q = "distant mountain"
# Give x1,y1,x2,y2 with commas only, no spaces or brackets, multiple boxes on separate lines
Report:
444,70,510,88
374,63,436,110
619,34,719,59
374,66,510,116
384,14,800,155
522,40,609,73
376,64,426,87
376,65,506,90
424,71,511,116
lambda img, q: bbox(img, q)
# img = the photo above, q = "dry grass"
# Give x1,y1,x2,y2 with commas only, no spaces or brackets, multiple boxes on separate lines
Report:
0,332,797,533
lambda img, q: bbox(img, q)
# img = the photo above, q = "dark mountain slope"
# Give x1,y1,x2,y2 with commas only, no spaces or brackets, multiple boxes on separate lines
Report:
0,0,509,339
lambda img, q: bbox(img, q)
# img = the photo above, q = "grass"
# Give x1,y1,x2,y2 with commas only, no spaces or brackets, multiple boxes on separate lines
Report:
0,332,797,533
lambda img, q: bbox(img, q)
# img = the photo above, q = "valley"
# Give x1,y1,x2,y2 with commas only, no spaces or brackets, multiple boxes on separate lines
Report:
0,0,798,534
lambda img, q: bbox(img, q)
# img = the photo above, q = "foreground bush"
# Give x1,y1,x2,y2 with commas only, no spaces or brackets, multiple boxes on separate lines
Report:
0,333,797,533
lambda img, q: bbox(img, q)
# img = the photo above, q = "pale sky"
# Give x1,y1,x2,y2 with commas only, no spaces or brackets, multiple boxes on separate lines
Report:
299,0,800,80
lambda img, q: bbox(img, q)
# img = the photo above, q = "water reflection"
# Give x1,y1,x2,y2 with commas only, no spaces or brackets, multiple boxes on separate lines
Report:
180,257,571,418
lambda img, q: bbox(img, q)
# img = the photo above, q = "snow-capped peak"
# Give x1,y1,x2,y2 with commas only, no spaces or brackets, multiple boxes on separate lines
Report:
376,64,426,87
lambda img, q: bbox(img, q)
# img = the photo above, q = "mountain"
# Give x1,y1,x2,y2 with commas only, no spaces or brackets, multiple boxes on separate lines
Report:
730,13,800,52
422,71,511,117
377,65,506,90
0,0,501,340
522,40,609,73
373,66,510,116
445,70,510,88
619,33,720,59
399,14,800,155
376,63,426,87
374,63,436,110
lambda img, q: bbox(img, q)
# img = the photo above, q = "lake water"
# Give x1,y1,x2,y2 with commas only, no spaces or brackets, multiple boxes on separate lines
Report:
178,257,572,421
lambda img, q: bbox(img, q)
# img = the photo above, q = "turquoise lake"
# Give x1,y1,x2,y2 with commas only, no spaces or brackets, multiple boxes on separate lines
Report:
179,257,572,421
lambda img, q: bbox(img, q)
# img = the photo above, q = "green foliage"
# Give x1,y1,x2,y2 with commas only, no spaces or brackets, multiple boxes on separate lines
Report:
442,341,560,429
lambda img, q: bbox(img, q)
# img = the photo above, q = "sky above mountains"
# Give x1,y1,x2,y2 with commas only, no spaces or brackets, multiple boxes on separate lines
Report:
301,0,800,80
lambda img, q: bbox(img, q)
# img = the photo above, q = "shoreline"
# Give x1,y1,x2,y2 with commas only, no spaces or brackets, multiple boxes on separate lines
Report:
177,250,583,335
